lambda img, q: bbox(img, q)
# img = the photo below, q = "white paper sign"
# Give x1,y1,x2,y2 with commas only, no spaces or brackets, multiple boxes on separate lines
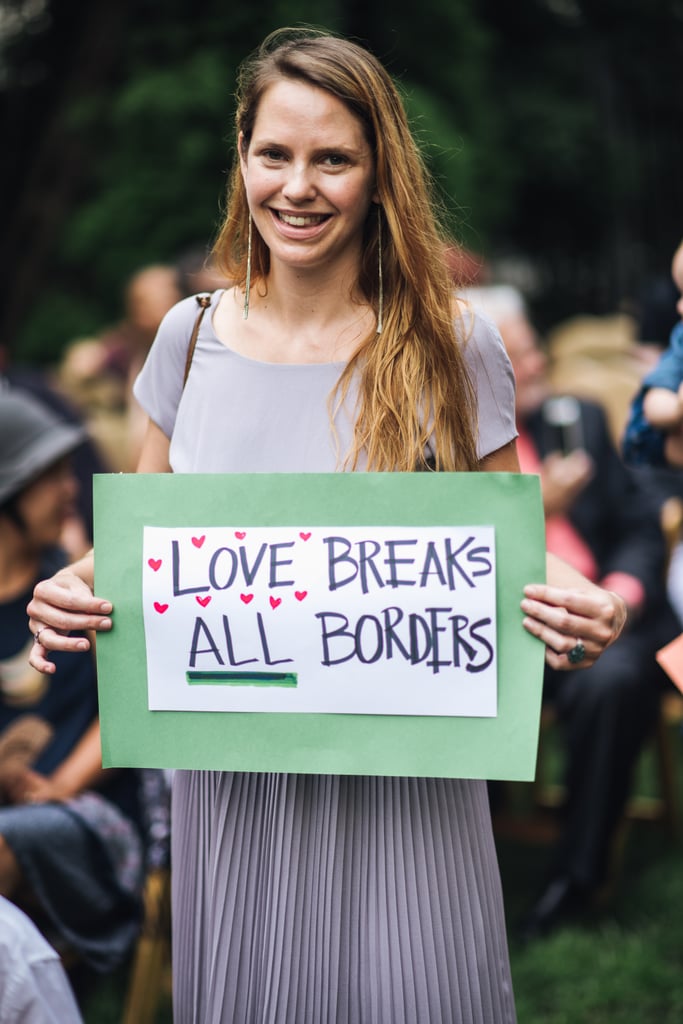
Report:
142,524,498,716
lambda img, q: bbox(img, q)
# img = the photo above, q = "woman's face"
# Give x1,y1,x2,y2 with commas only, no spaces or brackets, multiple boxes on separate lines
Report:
240,78,377,278
14,457,78,549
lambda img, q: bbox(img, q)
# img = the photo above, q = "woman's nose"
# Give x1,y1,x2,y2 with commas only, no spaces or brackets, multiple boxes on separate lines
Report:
283,163,316,201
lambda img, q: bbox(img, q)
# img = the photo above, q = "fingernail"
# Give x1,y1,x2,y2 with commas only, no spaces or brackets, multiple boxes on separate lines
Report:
100,618,112,630
100,602,113,613
77,639,89,650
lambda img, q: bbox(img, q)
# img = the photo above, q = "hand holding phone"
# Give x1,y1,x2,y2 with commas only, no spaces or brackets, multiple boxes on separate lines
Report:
541,395,585,454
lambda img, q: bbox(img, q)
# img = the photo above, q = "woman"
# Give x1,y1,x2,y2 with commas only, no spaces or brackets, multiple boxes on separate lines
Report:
28,29,625,1021
0,389,144,972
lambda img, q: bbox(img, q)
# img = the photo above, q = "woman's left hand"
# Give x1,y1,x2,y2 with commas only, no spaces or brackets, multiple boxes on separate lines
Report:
520,582,627,671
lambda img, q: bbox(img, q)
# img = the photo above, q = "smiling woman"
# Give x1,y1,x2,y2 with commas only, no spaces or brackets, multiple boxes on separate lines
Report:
26,26,627,1024
209,28,484,474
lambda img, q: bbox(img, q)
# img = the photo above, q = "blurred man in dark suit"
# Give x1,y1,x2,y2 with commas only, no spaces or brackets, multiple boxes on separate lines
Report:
465,286,680,938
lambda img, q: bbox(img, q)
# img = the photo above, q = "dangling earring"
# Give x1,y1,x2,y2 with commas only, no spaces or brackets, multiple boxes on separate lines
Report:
376,205,384,335
243,215,253,320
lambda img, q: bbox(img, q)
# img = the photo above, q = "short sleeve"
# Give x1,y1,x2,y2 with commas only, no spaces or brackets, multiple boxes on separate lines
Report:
133,294,215,438
460,312,518,459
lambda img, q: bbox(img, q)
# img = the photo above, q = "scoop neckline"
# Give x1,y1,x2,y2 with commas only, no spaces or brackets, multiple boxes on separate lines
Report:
206,289,349,370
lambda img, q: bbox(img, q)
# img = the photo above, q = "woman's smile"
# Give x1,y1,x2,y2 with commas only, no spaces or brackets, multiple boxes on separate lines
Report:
269,208,333,240
274,211,331,228
240,78,377,275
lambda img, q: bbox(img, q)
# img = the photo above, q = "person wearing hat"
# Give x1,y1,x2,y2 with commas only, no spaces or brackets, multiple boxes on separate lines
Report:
0,389,144,976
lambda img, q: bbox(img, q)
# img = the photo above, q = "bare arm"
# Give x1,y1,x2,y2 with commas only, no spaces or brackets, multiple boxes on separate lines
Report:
481,440,626,670
5,718,111,804
642,385,683,430
28,418,170,672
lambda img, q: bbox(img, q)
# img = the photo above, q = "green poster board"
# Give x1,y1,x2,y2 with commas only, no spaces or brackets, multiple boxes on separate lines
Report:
94,471,545,779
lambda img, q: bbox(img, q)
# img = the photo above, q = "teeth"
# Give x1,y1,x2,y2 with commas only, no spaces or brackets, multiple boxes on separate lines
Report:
278,212,325,227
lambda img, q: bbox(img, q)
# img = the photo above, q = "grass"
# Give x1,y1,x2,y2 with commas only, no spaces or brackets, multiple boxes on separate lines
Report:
500,714,683,1023
76,728,683,1023
500,826,683,1023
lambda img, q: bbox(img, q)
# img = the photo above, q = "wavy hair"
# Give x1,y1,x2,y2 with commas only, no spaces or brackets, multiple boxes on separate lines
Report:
212,27,479,472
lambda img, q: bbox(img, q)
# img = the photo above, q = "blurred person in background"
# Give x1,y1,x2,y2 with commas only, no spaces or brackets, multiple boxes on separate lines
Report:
97,263,183,386
174,242,233,297
0,348,107,561
0,390,144,975
623,239,683,469
622,239,683,625
0,895,83,1023
463,285,679,938
57,263,182,471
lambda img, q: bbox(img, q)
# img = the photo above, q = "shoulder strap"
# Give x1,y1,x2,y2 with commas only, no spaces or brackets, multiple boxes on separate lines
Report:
182,293,212,389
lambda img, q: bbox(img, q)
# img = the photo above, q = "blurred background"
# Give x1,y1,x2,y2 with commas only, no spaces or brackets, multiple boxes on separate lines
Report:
1,0,682,368
3,4,683,1021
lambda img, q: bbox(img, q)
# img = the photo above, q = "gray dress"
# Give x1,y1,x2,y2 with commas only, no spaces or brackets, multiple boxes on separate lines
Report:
134,291,518,1024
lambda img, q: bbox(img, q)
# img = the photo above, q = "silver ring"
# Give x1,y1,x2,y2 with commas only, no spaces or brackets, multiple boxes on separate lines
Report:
33,628,44,645
568,639,586,664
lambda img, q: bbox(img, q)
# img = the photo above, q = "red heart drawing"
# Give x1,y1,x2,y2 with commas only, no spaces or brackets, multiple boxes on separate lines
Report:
192,535,206,548
240,593,254,604
148,558,162,572
269,596,282,609
295,591,308,602
154,602,169,614
299,532,311,541
196,595,211,607
235,531,246,540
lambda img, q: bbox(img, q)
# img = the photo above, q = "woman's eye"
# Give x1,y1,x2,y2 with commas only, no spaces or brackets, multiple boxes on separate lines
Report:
322,153,348,167
262,149,285,162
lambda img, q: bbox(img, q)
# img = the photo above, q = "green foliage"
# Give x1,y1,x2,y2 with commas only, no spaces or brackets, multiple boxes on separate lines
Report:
61,49,234,287
5,0,683,363
17,285,107,367
402,82,509,252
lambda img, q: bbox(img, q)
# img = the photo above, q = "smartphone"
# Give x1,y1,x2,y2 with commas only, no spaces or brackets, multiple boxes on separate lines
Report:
541,395,584,454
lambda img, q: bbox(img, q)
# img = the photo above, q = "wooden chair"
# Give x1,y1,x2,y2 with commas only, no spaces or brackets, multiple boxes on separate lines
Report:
528,692,683,836
120,768,173,1023
121,866,172,1024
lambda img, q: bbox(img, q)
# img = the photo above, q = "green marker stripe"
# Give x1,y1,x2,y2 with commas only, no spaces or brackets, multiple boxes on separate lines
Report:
186,671,298,687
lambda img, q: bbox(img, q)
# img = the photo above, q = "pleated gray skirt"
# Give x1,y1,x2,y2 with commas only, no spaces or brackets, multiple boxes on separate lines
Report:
171,771,516,1024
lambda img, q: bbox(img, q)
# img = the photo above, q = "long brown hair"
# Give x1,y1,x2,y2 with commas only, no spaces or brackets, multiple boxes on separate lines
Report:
213,27,479,472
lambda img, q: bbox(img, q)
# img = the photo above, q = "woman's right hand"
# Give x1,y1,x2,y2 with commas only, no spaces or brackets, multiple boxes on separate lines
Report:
27,570,113,673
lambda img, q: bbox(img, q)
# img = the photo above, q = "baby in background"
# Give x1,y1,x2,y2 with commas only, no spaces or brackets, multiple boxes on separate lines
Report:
636,240,683,466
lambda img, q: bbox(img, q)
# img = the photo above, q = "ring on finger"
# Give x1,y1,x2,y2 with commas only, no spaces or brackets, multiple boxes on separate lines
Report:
568,639,586,664
33,627,44,645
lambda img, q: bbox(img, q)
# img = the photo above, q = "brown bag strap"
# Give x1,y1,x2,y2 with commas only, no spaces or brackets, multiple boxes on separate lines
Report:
183,293,212,389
